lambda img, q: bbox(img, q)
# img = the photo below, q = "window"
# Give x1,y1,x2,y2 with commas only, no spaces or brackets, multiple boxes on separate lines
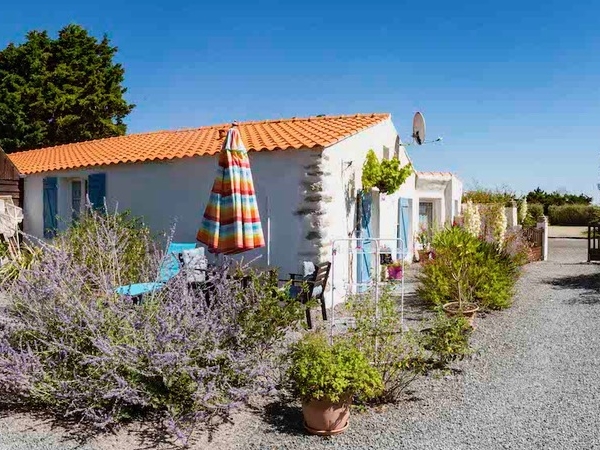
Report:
383,146,390,160
419,202,434,232
70,178,88,221
394,136,401,160
71,180,82,221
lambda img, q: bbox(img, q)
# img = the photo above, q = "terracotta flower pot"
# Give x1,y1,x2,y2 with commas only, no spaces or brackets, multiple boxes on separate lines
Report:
302,398,350,436
442,302,479,328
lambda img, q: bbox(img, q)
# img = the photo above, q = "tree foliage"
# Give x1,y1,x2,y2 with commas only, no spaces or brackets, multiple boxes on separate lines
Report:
0,24,134,152
462,188,516,206
526,187,592,214
361,149,412,194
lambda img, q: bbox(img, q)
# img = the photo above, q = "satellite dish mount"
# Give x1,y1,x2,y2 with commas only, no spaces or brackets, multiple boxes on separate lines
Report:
412,112,426,145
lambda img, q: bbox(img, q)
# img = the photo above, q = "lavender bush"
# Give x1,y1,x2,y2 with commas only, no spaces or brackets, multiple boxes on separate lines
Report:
59,207,155,286
0,211,304,444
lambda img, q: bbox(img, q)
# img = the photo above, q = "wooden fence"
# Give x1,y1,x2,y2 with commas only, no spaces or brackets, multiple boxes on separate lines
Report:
522,226,543,262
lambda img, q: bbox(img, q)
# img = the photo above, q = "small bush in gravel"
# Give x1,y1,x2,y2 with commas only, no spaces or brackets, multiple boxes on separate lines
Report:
346,287,428,402
421,314,472,368
0,214,305,444
418,227,521,311
475,240,521,310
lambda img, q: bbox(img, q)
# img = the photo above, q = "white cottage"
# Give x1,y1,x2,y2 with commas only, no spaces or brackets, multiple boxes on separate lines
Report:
9,113,461,303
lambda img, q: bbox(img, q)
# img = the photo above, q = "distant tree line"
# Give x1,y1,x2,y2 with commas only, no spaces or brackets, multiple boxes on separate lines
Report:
526,187,592,215
463,187,592,212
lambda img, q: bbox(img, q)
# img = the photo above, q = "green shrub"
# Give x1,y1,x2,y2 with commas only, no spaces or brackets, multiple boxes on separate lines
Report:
0,222,305,440
526,188,592,214
462,188,516,207
421,313,472,367
288,333,382,403
346,286,428,402
57,207,154,286
475,240,519,309
0,241,42,286
523,203,544,227
548,204,600,226
417,227,520,310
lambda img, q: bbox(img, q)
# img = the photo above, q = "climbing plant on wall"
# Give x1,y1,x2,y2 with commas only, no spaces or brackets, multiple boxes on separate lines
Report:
361,149,412,195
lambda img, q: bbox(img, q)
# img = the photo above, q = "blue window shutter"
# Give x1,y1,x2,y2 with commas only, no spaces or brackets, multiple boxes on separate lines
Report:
43,177,58,238
357,191,373,291
88,173,106,210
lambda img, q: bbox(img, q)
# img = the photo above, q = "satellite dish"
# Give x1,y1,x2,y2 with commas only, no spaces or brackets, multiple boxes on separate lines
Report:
412,112,426,145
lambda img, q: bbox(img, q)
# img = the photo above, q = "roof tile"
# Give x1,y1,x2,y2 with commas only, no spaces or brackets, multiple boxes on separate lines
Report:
9,113,389,175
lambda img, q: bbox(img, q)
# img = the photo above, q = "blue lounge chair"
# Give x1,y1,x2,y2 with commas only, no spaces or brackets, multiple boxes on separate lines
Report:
115,242,198,299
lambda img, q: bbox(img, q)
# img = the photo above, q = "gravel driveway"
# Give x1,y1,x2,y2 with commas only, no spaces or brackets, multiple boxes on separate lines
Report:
237,239,600,450
2,239,599,449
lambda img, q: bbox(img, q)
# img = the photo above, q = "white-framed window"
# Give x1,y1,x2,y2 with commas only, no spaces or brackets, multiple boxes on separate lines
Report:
383,146,390,160
69,178,88,221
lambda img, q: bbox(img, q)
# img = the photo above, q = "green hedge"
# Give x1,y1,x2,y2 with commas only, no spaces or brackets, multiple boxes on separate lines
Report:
548,205,600,226
522,203,545,227
528,203,545,222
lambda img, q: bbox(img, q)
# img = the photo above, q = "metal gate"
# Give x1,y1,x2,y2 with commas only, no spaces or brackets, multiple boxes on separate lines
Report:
588,222,600,262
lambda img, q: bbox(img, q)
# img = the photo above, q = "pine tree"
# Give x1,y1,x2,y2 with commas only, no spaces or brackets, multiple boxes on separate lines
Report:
0,24,134,152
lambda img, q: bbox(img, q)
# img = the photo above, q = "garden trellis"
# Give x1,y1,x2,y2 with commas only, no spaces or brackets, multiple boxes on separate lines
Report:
328,237,407,344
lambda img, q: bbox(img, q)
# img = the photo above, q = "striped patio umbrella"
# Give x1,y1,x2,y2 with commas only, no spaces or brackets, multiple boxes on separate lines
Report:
197,125,265,254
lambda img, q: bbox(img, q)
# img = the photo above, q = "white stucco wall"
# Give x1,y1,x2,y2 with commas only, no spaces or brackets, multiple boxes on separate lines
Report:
21,117,459,309
322,117,416,305
451,175,463,218
23,149,314,276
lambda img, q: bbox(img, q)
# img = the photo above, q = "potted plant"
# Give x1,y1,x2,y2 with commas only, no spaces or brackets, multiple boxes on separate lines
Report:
288,333,382,436
415,225,431,262
386,260,403,280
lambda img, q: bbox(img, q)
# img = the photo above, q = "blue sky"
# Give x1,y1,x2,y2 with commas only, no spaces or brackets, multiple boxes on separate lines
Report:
3,0,600,198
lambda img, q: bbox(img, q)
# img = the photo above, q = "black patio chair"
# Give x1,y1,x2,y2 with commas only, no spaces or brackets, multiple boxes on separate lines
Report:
283,261,331,329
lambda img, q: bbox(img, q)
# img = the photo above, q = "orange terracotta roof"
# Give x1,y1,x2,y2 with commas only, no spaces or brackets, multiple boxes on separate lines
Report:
9,113,390,175
416,171,455,178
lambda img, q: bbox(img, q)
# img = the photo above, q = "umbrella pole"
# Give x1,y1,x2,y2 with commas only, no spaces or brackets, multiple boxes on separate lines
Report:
266,195,271,266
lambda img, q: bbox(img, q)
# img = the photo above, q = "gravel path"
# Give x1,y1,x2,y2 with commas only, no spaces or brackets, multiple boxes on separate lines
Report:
2,239,599,449
235,239,600,449
548,226,587,239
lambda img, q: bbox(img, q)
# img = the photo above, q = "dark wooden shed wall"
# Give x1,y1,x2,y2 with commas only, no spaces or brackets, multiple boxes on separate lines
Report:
0,148,23,207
